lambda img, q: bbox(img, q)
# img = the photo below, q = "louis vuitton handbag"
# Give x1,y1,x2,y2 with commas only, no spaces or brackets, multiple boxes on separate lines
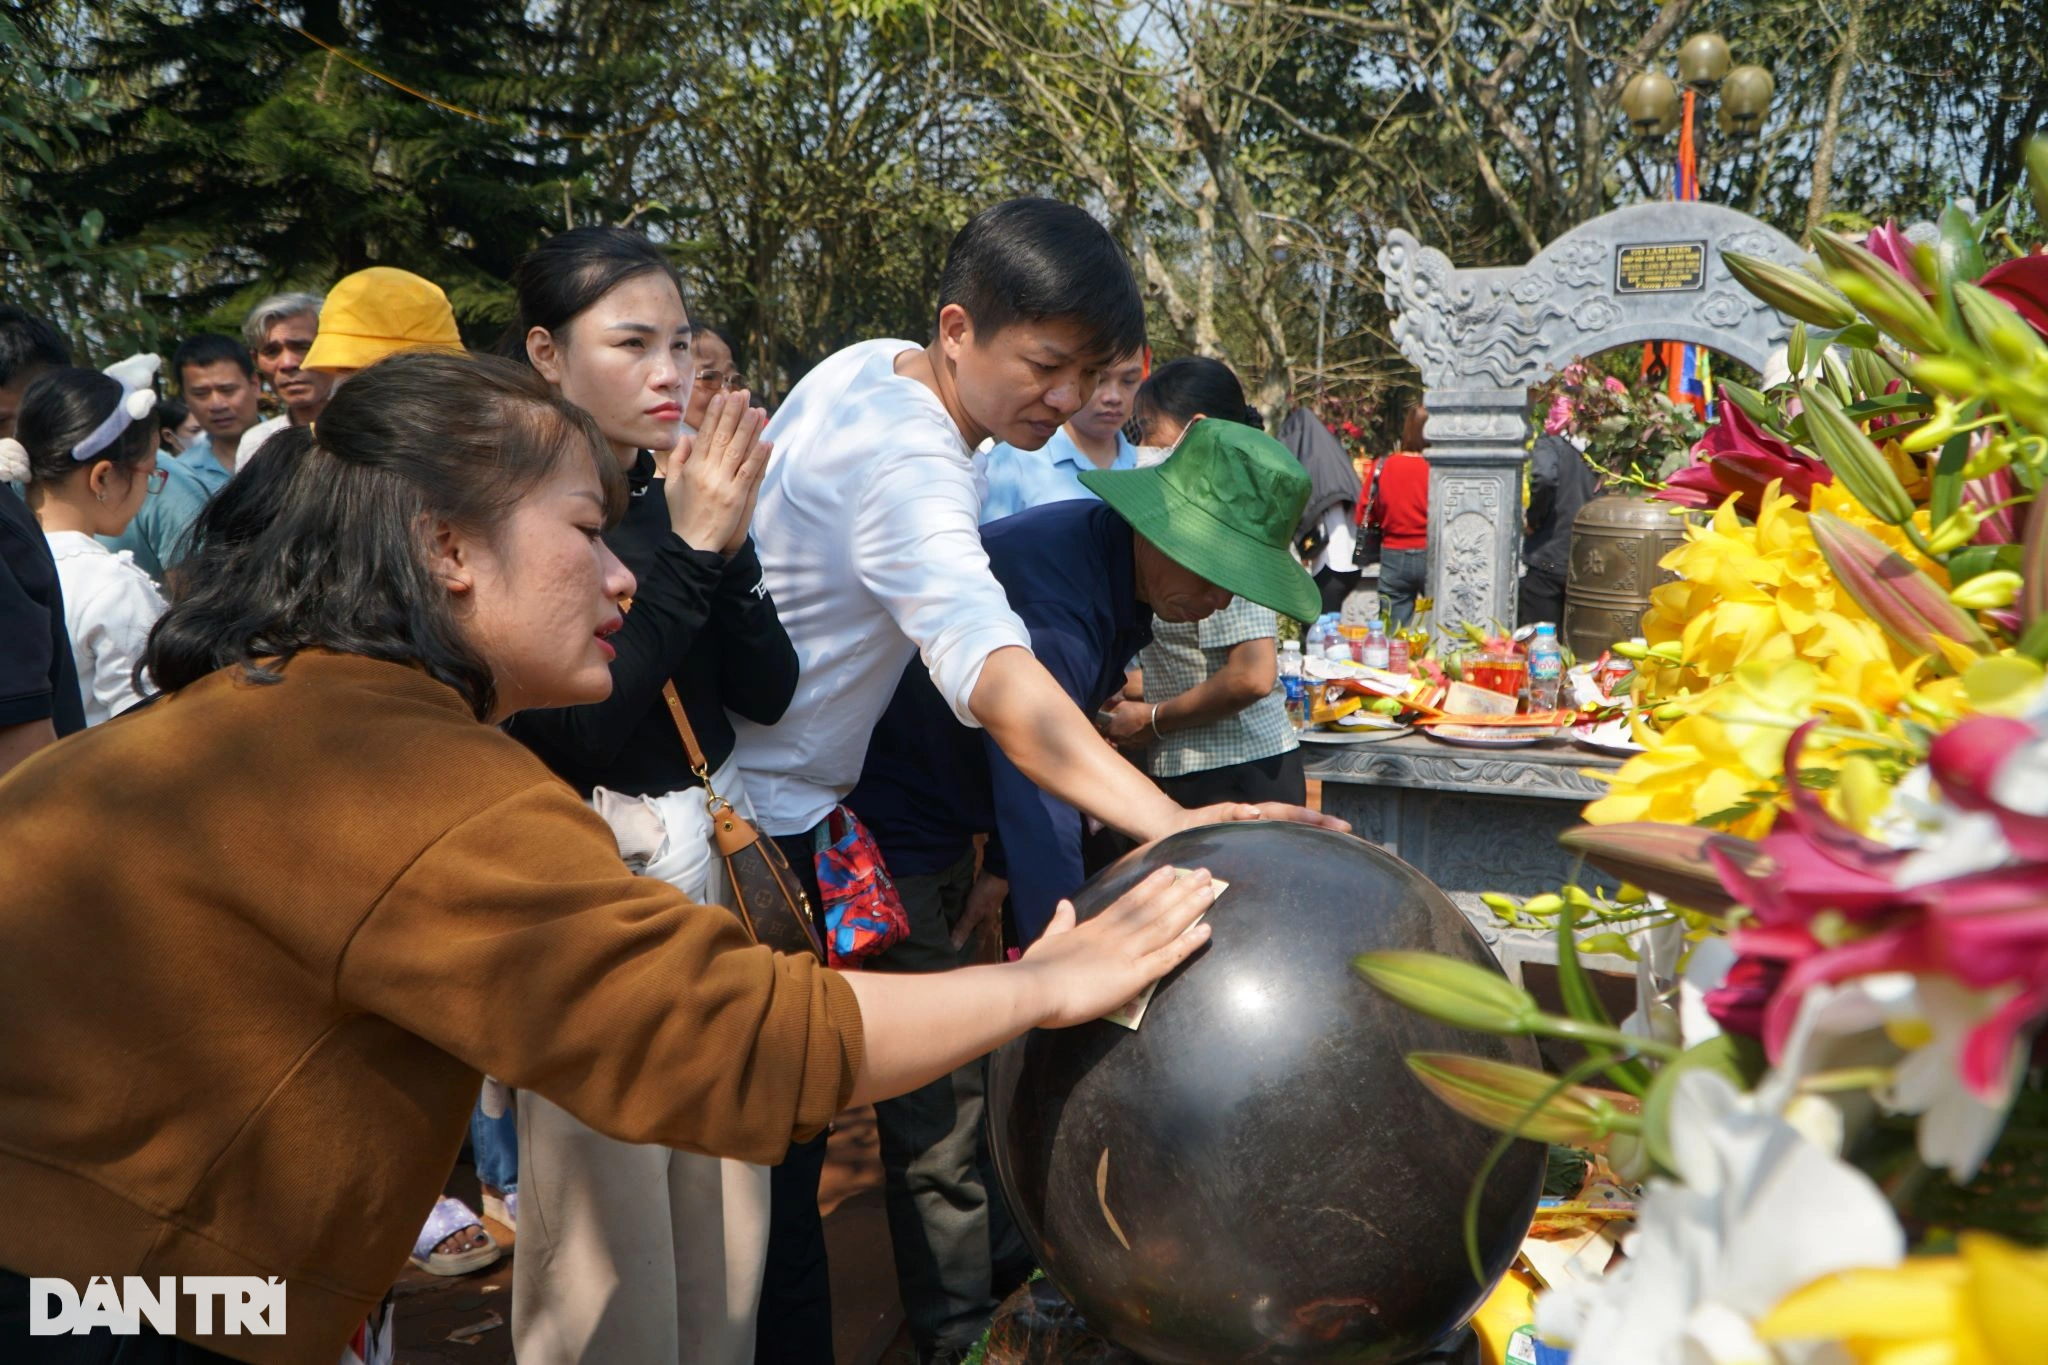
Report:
660,683,825,961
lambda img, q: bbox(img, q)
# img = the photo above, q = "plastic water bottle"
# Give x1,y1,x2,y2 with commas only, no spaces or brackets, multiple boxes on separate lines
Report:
1279,640,1307,730
1361,620,1391,670
1527,623,1564,710
1388,633,1411,676
1310,614,1342,662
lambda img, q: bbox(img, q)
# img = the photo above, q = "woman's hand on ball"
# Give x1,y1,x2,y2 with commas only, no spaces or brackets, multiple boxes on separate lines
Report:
1021,866,1215,1028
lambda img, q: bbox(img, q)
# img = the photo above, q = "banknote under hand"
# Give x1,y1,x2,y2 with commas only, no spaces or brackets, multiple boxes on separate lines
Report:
1101,871,1230,1029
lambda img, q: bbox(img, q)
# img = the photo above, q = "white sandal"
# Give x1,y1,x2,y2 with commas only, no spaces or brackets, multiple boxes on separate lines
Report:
408,1195,502,1276
481,1187,517,1234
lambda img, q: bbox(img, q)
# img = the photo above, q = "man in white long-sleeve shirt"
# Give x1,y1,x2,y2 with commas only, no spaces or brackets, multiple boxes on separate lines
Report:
735,196,1342,1364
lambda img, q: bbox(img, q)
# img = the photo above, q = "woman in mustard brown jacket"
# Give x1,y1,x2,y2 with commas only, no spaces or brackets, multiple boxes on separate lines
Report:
0,352,1216,1365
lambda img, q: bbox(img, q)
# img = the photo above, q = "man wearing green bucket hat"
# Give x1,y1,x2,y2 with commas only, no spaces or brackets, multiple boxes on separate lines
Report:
1076,414,1322,624
843,416,1322,1358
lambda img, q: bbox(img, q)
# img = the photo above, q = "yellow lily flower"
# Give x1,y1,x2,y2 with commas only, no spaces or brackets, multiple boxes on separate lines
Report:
1757,1233,2048,1365
1603,479,1993,835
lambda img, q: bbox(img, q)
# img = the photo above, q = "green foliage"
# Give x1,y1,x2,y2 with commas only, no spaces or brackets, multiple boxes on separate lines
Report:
0,3,183,357
1,0,2041,396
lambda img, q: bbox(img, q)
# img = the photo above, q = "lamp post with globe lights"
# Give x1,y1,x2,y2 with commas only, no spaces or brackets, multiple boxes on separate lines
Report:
1620,31,1775,188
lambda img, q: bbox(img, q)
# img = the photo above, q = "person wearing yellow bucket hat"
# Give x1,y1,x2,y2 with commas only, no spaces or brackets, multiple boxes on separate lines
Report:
302,267,466,376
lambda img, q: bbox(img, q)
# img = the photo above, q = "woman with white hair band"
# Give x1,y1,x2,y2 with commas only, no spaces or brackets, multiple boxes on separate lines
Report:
0,362,168,724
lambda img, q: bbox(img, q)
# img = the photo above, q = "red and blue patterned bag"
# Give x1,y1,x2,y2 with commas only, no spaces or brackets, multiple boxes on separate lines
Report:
814,805,910,967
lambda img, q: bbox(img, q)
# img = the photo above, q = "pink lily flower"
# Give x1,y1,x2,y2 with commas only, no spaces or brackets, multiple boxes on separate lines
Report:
1961,465,2022,545
1864,220,1926,289
1657,403,1834,517
1703,721,2048,1097
1979,254,2048,340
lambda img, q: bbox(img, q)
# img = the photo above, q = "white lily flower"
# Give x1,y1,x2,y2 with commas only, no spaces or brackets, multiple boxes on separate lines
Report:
1869,762,2017,887
1877,976,2022,1182
1536,1068,1903,1365
1678,935,1739,1049
1765,974,2020,1182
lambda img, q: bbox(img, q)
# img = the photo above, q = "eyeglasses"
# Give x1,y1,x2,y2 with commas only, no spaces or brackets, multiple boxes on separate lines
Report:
259,338,314,360
694,368,744,391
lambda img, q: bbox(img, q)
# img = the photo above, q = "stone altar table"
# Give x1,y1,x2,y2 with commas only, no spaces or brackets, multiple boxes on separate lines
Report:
1306,733,1631,983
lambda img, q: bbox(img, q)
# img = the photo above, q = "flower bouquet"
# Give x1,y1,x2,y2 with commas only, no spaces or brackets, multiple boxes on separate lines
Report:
1358,138,2048,1365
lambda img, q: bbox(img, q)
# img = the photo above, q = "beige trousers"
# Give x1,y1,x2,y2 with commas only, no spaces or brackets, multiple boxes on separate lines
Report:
513,763,771,1364
513,1094,771,1365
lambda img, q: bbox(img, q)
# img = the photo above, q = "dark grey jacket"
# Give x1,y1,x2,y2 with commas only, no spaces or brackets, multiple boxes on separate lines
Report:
1523,434,1603,580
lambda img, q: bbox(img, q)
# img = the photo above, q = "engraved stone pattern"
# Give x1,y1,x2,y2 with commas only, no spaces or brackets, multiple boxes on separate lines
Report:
1314,771,1620,934
1378,202,1805,389
1303,735,1620,800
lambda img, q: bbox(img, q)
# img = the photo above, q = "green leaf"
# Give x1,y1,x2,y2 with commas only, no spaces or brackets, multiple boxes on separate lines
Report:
1930,431,1970,526
2018,616,2048,663
1946,544,2024,583
1555,897,1612,1029
1842,392,1932,420
1936,203,1988,290
1814,322,1882,352
1555,893,1650,1097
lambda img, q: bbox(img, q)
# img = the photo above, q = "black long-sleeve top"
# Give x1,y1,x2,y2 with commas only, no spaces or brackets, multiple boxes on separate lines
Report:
509,450,799,797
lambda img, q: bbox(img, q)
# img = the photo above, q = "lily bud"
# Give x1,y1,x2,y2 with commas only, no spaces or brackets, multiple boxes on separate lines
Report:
1950,571,2022,610
1924,506,1984,556
1909,354,1986,398
1816,227,1952,356
1954,282,2048,370
1787,321,1809,377
1610,639,1650,660
1724,252,1859,330
1353,951,1537,1034
1960,435,2016,480
1811,510,1994,663
1802,384,1916,524
1899,396,1966,454
1405,1053,1619,1146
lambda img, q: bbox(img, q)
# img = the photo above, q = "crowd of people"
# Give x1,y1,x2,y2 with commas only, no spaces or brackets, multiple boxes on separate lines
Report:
0,197,1387,1365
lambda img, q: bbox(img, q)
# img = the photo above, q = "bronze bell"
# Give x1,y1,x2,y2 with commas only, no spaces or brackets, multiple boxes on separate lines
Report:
1563,491,1692,660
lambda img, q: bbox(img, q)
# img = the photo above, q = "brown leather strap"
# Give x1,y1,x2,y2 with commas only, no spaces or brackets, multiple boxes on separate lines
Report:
661,681,711,776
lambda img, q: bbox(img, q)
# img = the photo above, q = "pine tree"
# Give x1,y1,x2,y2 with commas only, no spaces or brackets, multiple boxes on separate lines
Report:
38,0,616,336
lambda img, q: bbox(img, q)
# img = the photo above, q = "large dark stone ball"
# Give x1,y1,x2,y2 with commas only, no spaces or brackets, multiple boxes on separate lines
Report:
985,823,1544,1363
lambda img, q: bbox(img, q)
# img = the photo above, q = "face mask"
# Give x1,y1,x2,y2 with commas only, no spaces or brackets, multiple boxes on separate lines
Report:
1132,444,1173,469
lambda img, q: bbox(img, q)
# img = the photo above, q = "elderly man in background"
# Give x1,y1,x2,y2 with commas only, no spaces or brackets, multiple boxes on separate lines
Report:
235,290,333,464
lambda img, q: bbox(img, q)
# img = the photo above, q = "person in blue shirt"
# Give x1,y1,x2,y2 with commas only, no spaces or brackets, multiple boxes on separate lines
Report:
168,334,262,494
845,418,1321,1362
99,335,261,585
977,344,1145,523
